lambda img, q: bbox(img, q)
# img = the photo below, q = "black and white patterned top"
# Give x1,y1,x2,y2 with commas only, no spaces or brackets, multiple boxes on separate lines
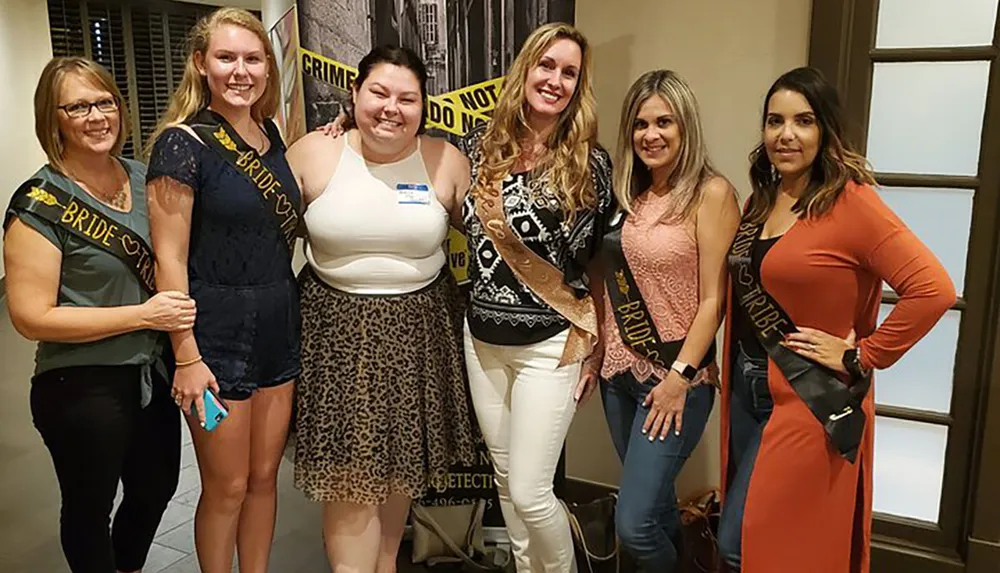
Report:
460,126,615,346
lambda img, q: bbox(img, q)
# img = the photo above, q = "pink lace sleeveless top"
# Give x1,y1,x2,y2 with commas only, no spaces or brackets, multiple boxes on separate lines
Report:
600,192,704,383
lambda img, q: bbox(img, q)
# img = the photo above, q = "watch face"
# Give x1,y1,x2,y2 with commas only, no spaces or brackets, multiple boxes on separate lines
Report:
672,362,697,381
843,349,855,365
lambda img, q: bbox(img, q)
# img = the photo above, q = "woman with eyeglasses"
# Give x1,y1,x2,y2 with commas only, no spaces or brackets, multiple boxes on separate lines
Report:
3,57,192,573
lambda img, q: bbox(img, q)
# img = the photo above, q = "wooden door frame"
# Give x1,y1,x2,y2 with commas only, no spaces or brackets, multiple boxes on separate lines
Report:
809,1,1000,572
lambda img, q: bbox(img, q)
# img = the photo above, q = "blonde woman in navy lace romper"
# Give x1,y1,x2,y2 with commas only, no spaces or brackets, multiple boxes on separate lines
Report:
145,8,300,573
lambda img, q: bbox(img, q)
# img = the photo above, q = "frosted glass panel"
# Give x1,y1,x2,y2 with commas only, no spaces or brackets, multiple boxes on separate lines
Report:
867,62,990,176
874,417,947,523
876,0,999,48
874,306,959,413
879,187,973,295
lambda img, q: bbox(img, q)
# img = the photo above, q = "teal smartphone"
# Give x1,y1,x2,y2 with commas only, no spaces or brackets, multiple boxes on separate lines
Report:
191,387,229,431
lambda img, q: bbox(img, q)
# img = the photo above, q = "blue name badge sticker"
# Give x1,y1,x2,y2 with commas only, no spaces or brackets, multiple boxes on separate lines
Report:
397,183,431,205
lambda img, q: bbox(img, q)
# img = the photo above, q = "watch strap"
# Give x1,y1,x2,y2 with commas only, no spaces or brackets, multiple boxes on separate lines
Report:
671,360,697,382
842,348,870,379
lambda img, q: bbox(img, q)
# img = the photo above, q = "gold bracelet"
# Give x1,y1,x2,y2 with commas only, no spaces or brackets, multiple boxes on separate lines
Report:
175,355,203,367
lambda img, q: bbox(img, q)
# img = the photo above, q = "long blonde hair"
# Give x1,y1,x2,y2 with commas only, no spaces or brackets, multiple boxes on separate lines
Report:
34,57,130,175
614,70,716,221
472,23,598,220
146,7,280,154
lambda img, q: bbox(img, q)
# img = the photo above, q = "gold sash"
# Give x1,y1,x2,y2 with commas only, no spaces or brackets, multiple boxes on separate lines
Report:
187,109,302,253
473,183,597,366
6,178,156,295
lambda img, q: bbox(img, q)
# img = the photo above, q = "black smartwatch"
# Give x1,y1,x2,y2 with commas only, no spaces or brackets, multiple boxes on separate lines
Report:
670,360,697,382
841,348,871,379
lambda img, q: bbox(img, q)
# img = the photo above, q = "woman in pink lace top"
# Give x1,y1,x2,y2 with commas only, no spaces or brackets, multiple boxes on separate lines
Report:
584,70,740,571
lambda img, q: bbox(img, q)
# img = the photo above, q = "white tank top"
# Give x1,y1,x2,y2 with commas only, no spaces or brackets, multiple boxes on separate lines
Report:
304,137,448,295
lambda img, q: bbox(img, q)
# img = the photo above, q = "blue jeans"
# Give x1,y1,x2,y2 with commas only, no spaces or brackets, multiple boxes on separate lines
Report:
717,344,772,570
600,370,716,572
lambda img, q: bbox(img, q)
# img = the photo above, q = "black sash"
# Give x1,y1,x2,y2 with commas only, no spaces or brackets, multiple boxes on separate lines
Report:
728,220,870,463
5,178,156,295
186,109,302,253
601,211,715,373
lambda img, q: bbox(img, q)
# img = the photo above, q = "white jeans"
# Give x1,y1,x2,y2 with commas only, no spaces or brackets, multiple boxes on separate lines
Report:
464,326,580,573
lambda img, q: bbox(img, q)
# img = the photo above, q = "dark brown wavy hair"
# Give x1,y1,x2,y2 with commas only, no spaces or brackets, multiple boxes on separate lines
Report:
746,66,875,223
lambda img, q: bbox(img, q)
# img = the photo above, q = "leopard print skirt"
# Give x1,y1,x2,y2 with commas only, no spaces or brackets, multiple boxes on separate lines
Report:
293,267,478,505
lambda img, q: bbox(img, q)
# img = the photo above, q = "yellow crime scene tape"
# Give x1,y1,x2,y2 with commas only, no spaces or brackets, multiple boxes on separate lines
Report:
439,76,505,115
299,47,499,137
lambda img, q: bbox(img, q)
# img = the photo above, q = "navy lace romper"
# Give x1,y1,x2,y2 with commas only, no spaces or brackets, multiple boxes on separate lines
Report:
147,119,302,400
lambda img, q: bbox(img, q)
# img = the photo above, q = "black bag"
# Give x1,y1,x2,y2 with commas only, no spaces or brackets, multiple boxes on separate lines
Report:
562,490,718,573
561,495,628,573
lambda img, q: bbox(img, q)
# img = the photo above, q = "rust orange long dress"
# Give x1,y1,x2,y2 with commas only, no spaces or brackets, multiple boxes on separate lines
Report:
720,182,956,573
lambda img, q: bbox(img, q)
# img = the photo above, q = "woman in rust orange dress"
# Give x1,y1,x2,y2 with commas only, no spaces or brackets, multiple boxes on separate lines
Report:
716,66,956,573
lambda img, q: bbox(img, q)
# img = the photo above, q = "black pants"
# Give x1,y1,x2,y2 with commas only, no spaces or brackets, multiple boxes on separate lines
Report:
30,365,181,573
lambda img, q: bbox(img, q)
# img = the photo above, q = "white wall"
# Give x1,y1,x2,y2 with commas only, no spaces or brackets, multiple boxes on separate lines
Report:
569,0,812,496
0,0,54,279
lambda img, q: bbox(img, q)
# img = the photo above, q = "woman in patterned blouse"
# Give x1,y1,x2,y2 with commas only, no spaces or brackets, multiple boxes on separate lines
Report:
460,22,613,573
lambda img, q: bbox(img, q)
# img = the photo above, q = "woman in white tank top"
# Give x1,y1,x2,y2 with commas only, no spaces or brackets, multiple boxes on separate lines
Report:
285,46,477,571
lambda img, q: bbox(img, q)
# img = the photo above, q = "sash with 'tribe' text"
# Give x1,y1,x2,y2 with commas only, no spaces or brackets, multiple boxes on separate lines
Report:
728,219,870,463
6,178,156,295
187,109,302,253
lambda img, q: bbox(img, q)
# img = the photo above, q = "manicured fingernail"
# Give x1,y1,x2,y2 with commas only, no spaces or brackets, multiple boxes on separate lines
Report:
641,429,647,434
659,435,666,441
675,430,681,436
648,435,655,442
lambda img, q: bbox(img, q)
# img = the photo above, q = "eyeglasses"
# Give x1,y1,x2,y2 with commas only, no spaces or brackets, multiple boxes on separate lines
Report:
58,98,119,118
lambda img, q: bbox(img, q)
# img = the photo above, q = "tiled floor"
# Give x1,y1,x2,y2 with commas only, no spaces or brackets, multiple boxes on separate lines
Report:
0,309,452,573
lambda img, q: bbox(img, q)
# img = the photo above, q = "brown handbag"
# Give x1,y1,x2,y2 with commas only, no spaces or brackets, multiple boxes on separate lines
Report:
677,489,722,573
